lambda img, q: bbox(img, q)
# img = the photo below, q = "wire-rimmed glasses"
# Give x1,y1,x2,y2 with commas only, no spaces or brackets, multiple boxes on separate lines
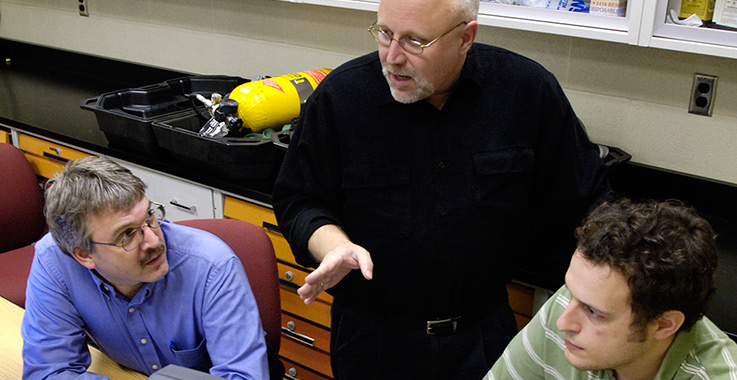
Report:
90,201,166,251
368,21,467,55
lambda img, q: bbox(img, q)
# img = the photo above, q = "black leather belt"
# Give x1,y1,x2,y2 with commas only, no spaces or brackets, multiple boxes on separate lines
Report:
426,316,462,336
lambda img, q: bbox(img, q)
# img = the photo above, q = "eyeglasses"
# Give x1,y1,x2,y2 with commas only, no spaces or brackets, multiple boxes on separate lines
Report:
90,201,166,251
368,21,467,55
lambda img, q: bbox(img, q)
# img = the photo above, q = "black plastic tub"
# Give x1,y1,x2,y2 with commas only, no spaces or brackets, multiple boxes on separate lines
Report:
152,113,284,180
81,75,248,153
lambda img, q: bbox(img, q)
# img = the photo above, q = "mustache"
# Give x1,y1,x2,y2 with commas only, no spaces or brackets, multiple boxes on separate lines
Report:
382,64,414,78
141,245,165,266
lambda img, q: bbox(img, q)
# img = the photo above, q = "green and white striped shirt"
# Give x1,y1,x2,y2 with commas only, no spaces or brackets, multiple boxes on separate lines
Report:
485,286,737,380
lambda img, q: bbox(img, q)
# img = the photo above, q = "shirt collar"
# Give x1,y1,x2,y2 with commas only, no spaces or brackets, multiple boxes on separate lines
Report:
89,270,156,304
455,44,484,94
90,269,116,297
651,324,696,380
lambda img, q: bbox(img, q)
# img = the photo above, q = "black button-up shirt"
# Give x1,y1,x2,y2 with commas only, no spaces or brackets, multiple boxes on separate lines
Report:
273,44,610,320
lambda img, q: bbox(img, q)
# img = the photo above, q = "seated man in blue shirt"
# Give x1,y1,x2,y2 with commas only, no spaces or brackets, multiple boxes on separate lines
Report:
21,156,269,380
486,198,737,380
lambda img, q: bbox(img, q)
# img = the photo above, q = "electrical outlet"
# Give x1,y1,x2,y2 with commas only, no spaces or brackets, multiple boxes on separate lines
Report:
688,74,717,116
78,0,89,17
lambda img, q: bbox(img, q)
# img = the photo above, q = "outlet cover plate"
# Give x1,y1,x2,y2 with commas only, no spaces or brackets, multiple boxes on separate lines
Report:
689,74,717,116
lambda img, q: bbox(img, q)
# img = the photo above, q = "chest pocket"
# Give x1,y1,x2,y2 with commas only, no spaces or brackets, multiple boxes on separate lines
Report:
473,146,534,175
472,147,535,216
170,338,212,372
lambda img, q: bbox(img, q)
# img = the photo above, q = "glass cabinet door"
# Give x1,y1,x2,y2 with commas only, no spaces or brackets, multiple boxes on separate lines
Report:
477,0,644,45
289,0,644,44
641,0,737,58
284,0,737,59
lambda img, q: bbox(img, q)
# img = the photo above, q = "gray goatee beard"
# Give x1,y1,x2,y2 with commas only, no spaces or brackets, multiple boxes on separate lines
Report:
381,64,435,104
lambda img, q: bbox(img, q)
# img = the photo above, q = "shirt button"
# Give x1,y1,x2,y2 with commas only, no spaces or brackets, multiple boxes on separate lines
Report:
141,338,147,344
128,307,135,313
152,365,159,370
438,161,447,169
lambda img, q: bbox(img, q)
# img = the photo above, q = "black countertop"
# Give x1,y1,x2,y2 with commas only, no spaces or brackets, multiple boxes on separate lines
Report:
2,39,736,337
0,39,276,204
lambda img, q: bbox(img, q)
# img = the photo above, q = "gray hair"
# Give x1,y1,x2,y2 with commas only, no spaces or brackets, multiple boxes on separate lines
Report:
457,0,480,21
44,156,147,256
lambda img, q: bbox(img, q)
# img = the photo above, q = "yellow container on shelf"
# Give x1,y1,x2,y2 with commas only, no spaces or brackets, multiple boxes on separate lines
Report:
679,0,716,21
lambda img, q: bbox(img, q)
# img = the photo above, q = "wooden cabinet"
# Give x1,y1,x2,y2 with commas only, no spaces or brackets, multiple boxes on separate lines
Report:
278,262,333,328
507,282,535,330
223,197,297,264
281,358,332,380
17,133,93,178
280,312,332,377
223,196,333,379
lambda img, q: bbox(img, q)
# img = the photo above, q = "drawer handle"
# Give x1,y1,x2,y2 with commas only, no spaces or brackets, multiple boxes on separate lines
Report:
262,221,282,235
279,275,301,291
284,367,299,380
42,151,70,163
281,325,316,347
169,200,197,213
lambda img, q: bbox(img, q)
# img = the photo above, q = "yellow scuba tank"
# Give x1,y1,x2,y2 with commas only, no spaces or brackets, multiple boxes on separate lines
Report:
228,68,332,133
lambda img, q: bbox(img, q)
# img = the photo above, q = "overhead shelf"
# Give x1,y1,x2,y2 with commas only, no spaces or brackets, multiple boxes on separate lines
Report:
278,0,737,60
641,0,737,59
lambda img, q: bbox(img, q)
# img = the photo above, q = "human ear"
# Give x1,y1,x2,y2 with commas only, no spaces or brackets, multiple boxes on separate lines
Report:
459,20,478,55
72,247,97,270
653,310,685,340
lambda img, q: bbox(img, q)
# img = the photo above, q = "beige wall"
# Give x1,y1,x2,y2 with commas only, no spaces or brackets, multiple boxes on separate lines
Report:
1,0,736,184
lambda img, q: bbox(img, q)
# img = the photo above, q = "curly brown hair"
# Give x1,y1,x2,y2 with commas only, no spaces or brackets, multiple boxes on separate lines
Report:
575,198,717,332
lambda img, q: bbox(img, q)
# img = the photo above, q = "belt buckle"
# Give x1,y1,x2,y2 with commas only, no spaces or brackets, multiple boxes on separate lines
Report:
426,317,459,336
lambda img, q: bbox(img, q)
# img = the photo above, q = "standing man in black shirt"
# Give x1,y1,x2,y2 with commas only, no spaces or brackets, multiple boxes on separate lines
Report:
272,0,611,378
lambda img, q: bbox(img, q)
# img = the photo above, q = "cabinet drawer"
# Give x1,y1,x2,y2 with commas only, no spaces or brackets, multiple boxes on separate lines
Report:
18,134,90,161
280,334,333,378
281,312,330,353
280,358,332,380
281,286,332,328
116,161,215,222
278,262,333,304
18,133,92,178
24,153,65,179
223,196,298,266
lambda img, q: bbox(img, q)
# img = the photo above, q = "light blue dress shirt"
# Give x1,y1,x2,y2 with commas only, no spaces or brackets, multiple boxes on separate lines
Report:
21,221,269,380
